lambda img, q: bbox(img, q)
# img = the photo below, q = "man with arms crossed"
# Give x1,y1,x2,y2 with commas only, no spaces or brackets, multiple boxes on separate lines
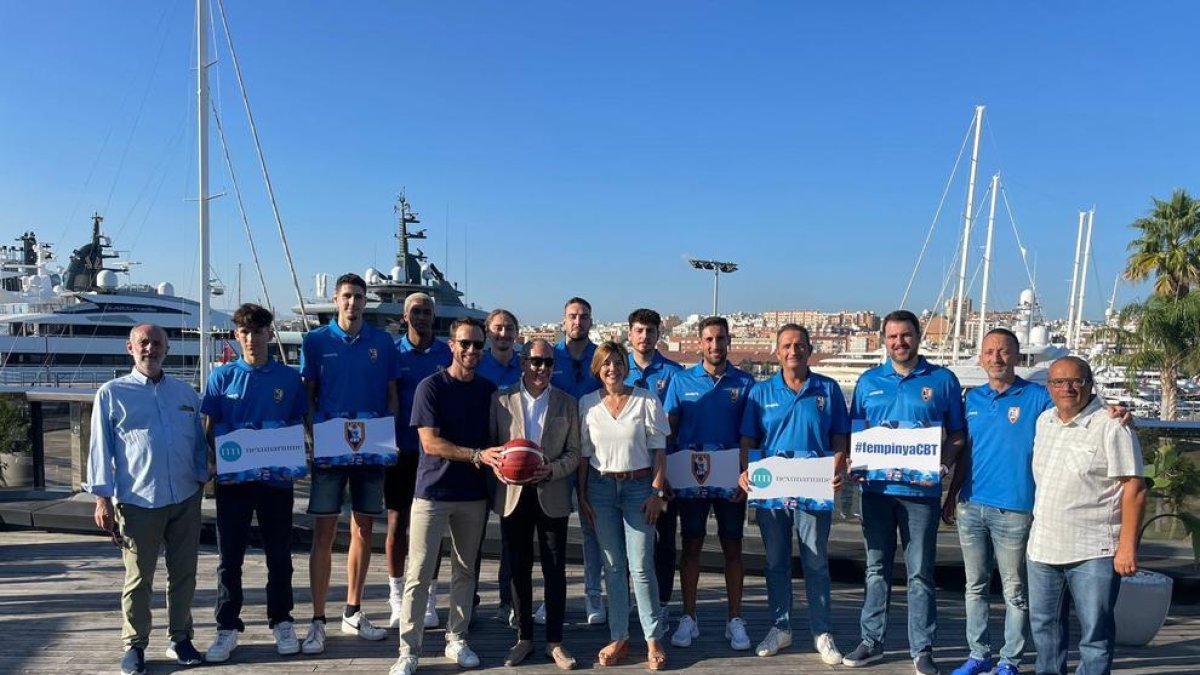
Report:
202,304,309,662
300,273,400,653
86,323,209,674
664,316,755,652
843,310,965,675
391,318,502,675
388,292,451,629
738,324,847,663
1027,356,1145,675
625,308,683,628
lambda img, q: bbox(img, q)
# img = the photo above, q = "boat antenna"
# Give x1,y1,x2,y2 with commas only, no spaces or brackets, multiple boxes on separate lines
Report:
197,0,213,391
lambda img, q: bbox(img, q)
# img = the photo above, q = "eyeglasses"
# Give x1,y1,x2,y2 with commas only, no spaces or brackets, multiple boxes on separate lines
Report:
455,339,485,351
109,528,130,550
526,356,554,369
1047,377,1087,389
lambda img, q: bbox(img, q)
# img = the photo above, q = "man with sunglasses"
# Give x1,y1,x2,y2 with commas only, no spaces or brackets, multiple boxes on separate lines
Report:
388,293,451,629
86,323,210,674
391,318,503,675
625,308,683,629
549,296,606,625
1026,356,1145,675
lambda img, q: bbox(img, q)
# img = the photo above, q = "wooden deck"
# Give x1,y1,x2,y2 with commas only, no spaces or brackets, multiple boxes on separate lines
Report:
0,531,1196,674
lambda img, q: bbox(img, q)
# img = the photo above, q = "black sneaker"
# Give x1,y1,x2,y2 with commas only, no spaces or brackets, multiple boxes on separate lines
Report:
914,652,940,675
166,639,204,666
120,647,146,675
842,642,884,667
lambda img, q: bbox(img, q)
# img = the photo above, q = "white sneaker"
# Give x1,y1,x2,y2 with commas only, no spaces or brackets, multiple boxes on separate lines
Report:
273,621,300,656
341,611,388,641
585,595,606,626
755,627,792,657
204,629,238,663
301,620,326,655
445,639,481,668
726,617,751,651
671,614,699,647
389,655,419,675
815,633,842,665
533,603,547,626
389,598,403,629
424,590,440,628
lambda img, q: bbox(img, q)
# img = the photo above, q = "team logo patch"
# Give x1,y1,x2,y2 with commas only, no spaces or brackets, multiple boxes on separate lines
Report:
729,388,740,404
368,348,379,363
273,388,284,403
921,386,933,402
1008,406,1021,424
816,395,826,412
691,452,712,485
344,421,366,452
657,378,667,392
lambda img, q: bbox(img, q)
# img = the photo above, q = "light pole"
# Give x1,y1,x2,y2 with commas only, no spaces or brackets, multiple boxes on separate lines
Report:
687,258,738,316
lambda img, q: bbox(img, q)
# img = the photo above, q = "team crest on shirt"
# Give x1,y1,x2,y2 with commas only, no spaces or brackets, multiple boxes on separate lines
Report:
921,387,933,402
344,421,366,452
729,388,741,403
691,452,712,485
273,388,284,404
1008,406,1021,424
657,379,667,392
816,395,826,412
368,348,379,363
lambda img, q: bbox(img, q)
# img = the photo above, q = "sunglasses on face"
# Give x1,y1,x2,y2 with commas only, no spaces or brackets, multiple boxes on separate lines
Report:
456,340,485,351
1048,378,1087,389
526,356,554,369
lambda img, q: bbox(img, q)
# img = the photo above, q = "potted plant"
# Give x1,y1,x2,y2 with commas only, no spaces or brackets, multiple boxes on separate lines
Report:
0,396,33,488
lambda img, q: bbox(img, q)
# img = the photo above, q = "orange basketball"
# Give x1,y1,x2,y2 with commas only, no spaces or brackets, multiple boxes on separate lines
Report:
497,438,546,483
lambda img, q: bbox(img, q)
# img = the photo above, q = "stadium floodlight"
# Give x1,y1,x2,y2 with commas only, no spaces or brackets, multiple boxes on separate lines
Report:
687,258,739,316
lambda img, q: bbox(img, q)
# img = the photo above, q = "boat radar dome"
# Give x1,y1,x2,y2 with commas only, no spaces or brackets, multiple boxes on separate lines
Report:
364,267,383,284
156,281,175,296
96,270,120,291
390,266,405,283
1019,289,1036,308
1029,326,1050,346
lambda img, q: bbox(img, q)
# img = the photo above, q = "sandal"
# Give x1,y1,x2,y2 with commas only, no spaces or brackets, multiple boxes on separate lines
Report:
647,640,668,671
597,640,629,667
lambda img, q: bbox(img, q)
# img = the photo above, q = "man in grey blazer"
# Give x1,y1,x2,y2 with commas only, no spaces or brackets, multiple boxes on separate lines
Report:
490,338,581,669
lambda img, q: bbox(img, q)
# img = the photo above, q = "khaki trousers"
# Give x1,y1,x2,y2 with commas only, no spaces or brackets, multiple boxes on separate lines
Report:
115,489,202,648
398,497,487,655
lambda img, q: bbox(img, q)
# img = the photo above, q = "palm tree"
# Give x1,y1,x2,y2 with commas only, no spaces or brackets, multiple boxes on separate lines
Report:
1110,293,1200,420
1124,188,1200,301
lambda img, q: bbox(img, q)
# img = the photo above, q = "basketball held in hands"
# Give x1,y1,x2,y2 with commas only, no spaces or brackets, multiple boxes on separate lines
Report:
497,439,547,483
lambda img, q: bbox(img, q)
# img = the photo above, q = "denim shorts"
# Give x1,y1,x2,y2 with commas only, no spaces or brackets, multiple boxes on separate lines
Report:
677,497,746,540
307,465,385,516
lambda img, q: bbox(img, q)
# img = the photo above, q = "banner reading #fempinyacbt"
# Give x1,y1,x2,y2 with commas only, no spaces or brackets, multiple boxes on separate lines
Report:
849,420,942,484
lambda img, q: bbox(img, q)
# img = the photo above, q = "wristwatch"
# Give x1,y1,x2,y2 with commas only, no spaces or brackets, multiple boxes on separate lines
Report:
651,488,666,499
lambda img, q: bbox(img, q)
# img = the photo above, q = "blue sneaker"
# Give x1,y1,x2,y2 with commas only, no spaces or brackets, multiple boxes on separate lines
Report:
994,664,1020,675
951,658,994,675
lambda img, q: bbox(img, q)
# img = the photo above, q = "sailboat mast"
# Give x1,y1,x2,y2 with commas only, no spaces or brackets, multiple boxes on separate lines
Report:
1073,208,1095,350
1065,210,1085,349
977,172,999,351
951,104,984,363
197,0,212,390
397,194,410,283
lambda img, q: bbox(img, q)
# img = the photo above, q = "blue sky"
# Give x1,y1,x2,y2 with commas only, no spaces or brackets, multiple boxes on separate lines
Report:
2,2,1197,324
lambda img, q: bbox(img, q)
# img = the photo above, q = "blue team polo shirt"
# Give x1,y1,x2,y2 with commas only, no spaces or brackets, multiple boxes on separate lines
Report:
477,350,523,388
740,370,850,509
300,321,399,421
396,334,452,453
962,377,1053,512
850,356,965,498
551,340,600,400
626,351,684,403
663,363,755,450
202,359,309,486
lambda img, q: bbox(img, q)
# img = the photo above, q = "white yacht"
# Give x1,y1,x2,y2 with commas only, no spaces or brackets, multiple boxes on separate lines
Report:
0,215,234,387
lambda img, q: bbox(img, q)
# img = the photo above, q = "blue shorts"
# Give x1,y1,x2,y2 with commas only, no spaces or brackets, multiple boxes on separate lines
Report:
307,466,385,516
677,497,746,541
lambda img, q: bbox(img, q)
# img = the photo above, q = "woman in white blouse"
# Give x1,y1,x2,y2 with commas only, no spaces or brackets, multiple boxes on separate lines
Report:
577,341,670,670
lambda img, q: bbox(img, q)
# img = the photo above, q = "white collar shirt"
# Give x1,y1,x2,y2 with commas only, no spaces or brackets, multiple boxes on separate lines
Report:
520,380,551,446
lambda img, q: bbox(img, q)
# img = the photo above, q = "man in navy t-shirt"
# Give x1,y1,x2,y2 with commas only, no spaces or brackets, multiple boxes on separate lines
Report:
202,303,308,663
392,318,502,675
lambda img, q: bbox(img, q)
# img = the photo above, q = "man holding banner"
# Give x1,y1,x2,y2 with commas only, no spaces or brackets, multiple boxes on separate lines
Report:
663,316,755,652
202,303,309,663
738,324,847,664
300,273,401,654
843,310,964,675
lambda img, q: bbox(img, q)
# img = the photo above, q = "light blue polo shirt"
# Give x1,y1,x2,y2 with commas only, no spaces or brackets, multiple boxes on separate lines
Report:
396,334,452,453
962,376,1053,512
663,362,755,450
300,320,399,422
626,351,684,403
850,356,965,498
477,350,523,388
551,340,600,400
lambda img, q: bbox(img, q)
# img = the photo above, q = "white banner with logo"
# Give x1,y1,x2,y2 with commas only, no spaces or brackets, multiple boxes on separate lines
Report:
666,448,740,499
312,416,398,468
215,425,307,483
849,421,941,483
746,455,835,509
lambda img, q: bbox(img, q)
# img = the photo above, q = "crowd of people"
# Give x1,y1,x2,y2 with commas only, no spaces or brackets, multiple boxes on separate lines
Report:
85,273,1146,675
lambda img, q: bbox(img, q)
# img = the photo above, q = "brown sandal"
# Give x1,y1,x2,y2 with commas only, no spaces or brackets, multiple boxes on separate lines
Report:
597,641,629,667
647,640,668,671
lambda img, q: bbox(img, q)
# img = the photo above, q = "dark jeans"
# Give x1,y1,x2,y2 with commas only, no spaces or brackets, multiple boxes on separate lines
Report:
654,499,678,604
214,482,295,630
502,488,569,642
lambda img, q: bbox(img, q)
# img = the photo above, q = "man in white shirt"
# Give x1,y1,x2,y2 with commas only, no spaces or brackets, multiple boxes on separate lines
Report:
1027,356,1146,675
